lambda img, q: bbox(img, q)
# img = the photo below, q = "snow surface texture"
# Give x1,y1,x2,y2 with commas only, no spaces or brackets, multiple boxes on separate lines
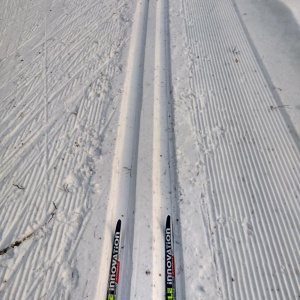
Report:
0,0,299,299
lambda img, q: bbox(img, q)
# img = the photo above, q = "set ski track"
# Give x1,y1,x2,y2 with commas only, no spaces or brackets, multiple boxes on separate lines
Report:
100,0,183,298
106,216,177,299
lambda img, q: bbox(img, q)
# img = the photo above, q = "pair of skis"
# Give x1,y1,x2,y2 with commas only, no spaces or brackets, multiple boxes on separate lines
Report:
106,216,176,300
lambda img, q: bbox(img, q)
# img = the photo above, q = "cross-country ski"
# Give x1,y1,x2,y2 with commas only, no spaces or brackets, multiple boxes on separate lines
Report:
106,220,122,300
165,215,176,300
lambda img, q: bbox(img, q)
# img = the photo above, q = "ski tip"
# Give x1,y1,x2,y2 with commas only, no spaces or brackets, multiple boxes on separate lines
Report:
116,219,121,231
166,215,171,227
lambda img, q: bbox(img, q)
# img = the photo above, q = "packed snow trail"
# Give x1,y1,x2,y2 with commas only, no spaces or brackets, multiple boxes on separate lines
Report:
0,0,134,298
96,0,185,298
0,0,300,299
173,0,300,298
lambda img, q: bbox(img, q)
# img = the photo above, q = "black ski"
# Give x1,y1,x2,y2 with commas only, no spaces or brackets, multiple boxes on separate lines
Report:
165,215,176,300
107,219,122,300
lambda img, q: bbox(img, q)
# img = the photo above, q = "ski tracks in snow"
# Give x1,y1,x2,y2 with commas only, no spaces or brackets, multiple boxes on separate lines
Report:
97,0,185,298
1,0,184,298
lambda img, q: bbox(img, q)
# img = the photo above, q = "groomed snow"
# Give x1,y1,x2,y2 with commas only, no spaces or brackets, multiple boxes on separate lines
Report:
0,0,299,299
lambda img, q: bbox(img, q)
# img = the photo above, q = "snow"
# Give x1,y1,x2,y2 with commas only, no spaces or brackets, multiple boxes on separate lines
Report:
0,0,299,299
235,0,300,140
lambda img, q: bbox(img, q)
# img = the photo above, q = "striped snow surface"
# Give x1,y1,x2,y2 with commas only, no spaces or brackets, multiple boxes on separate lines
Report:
0,0,133,298
1,0,299,298
182,0,300,299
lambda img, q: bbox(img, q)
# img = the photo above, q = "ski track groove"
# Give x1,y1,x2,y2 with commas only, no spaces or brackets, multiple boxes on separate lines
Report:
183,0,300,298
95,0,185,298
153,0,185,297
96,0,152,299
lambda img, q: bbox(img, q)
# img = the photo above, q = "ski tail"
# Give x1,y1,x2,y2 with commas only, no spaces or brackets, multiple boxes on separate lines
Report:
165,215,176,300
107,219,122,300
